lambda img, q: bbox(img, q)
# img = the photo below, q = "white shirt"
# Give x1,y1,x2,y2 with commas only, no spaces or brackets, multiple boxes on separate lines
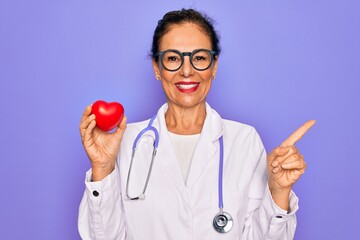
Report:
168,132,200,183
78,103,298,240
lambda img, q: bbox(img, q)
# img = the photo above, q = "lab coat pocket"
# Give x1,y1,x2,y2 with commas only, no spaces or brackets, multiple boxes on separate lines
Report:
211,190,248,240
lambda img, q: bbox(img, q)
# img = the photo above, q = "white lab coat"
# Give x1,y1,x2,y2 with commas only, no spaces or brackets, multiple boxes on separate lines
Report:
78,103,298,240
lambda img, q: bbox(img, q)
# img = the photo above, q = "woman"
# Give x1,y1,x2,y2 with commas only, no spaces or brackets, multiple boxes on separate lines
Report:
79,9,314,240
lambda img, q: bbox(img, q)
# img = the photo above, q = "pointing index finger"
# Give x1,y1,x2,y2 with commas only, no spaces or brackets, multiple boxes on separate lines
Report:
281,120,316,147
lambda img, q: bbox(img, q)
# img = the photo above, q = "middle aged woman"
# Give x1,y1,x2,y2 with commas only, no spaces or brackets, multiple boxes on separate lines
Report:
78,8,315,240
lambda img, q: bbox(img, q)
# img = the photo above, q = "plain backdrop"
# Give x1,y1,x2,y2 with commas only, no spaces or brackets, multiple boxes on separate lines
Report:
0,0,359,239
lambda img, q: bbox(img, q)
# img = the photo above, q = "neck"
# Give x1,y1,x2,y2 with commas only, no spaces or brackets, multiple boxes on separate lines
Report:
165,101,206,135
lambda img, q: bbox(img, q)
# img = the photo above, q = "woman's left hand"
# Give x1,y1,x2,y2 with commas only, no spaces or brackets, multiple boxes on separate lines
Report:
267,120,316,210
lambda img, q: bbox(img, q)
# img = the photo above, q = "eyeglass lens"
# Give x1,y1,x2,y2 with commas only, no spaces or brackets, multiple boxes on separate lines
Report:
162,50,213,71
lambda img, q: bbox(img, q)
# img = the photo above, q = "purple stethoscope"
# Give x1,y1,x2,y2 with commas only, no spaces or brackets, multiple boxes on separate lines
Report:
125,115,233,233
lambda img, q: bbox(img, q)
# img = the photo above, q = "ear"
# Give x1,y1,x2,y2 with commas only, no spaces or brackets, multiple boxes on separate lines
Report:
152,59,161,80
212,56,219,79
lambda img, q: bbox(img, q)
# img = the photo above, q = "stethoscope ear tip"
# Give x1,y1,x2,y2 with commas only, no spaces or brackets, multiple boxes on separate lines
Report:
126,194,146,201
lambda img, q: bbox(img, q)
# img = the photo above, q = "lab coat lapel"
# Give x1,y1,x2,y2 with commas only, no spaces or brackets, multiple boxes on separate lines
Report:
186,104,224,190
154,104,191,207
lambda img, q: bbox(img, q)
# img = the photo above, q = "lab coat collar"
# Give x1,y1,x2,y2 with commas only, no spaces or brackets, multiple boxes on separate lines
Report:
187,103,224,191
152,102,224,206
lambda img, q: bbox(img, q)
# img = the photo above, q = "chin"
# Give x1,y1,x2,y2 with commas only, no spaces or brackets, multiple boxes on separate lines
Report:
172,98,206,109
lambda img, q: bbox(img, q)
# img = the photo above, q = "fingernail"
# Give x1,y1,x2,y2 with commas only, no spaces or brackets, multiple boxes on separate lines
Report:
272,167,278,173
282,163,289,168
272,160,279,167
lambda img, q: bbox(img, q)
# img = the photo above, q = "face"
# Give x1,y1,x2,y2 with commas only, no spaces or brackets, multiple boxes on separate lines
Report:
152,23,218,109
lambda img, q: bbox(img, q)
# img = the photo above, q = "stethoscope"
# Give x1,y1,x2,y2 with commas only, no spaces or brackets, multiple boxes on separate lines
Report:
126,115,233,233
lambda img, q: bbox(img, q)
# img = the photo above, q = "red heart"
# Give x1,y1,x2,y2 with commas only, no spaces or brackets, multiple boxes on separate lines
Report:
91,100,124,131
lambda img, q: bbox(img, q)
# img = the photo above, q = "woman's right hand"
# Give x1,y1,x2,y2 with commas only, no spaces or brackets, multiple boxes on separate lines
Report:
80,105,127,181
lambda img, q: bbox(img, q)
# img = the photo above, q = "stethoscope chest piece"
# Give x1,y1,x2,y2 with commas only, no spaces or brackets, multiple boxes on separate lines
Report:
213,211,233,233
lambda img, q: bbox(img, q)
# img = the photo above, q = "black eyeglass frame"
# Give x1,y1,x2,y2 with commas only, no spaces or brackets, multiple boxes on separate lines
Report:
155,48,218,72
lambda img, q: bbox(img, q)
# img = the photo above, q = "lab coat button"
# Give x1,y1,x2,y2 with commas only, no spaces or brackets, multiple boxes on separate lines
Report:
93,190,99,197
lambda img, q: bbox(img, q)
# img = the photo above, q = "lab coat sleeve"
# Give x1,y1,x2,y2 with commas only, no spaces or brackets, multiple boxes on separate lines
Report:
78,167,127,240
242,132,299,240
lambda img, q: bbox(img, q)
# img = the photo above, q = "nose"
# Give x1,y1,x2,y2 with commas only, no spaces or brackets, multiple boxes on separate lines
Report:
179,56,194,77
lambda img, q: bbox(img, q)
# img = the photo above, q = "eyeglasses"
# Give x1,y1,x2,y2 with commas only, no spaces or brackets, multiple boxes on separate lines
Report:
155,49,218,72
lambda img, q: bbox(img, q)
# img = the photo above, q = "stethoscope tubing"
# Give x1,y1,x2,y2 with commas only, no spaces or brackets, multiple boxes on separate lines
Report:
132,126,159,149
218,135,224,211
126,115,159,200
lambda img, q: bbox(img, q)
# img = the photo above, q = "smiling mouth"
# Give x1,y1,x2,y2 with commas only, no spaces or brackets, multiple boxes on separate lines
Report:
175,82,200,93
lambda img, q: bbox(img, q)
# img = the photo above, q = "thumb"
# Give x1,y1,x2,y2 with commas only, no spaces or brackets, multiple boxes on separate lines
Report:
267,146,290,162
115,116,127,137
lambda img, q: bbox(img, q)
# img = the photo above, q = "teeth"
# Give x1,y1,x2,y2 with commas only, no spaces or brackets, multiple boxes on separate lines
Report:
176,84,198,90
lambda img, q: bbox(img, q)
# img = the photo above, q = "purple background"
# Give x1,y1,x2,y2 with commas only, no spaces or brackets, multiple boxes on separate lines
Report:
1,0,359,239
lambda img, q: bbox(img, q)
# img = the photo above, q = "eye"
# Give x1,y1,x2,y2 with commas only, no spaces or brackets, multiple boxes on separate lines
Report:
167,55,180,62
194,56,206,61
192,51,211,62
163,52,181,63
